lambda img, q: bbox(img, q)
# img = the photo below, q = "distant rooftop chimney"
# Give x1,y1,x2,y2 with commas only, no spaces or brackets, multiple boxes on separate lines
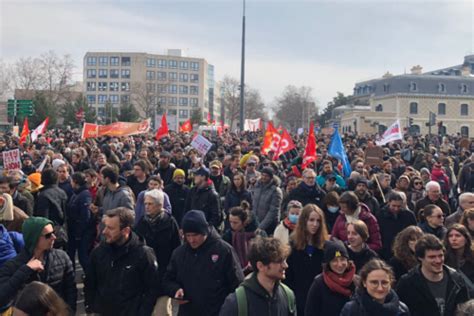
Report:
382,71,393,78
461,63,471,77
167,49,185,57
410,65,423,75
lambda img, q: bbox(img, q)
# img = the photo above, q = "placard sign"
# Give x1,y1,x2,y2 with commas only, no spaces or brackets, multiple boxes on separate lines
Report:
3,149,21,170
191,134,213,156
364,146,384,166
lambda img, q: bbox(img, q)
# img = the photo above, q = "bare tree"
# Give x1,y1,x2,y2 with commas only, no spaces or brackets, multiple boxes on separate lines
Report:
245,87,269,121
11,56,44,92
0,59,14,101
219,76,242,129
274,85,318,131
37,51,75,105
131,81,156,119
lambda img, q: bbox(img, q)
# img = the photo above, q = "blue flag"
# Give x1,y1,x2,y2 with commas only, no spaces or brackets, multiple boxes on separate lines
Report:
328,129,352,178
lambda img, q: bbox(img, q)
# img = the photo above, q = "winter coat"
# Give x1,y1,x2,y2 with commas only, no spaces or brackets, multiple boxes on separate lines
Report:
102,184,135,213
304,273,354,316
376,206,417,260
34,184,67,225
347,244,379,273
67,185,94,239
224,188,252,214
12,191,32,216
414,195,451,219
284,243,324,316
317,172,346,189
445,207,464,228
418,222,447,240
396,265,473,316
210,174,231,205
184,182,221,228
134,189,172,225
331,203,383,251
341,289,410,316
84,232,159,316
156,164,176,186
458,160,474,193
0,248,77,311
134,212,181,291
251,176,283,234
284,181,325,210
0,225,23,267
219,272,295,316
357,191,380,216
163,228,244,316
164,182,190,227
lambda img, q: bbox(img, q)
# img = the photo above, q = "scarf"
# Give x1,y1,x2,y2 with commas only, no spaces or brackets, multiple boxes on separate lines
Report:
323,262,356,297
232,231,256,268
0,194,14,222
283,217,296,231
359,289,400,316
345,206,361,224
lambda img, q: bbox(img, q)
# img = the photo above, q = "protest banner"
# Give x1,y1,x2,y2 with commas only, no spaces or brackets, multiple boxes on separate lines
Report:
191,134,213,156
3,149,21,170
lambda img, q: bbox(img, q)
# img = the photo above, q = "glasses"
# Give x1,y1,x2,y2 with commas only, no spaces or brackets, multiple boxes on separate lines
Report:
42,232,55,239
367,280,391,288
305,176,316,180
431,214,444,219
247,163,255,166
414,182,423,185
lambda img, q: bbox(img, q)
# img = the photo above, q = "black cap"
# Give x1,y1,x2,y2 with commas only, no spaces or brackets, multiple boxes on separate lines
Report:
323,240,349,263
194,167,210,177
182,210,209,235
355,177,369,187
261,167,274,177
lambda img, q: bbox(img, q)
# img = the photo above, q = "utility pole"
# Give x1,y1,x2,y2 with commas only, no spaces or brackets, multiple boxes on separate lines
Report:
239,0,246,132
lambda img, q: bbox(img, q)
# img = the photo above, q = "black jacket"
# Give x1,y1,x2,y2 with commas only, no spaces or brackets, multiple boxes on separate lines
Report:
163,228,244,316
219,272,296,316
84,232,159,316
305,273,354,316
66,185,93,239
0,248,77,311
134,212,181,290
356,191,380,216
164,181,190,227
34,184,67,225
284,182,325,210
284,244,324,316
184,182,221,228
396,265,473,316
414,196,451,218
347,244,379,273
224,188,252,214
12,191,32,216
376,207,417,260
341,289,410,316
156,164,176,186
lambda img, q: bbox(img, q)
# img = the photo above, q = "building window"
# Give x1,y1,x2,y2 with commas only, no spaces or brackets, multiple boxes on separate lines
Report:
121,69,130,79
461,104,469,116
438,83,446,93
190,74,199,83
169,84,177,94
109,82,119,92
190,98,199,107
121,57,131,66
179,61,188,70
179,97,188,106
169,72,178,81
146,58,156,67
86,82,96,91
98,69,108,78
110,95,119,104
439,125,447,136
121,82,130,92
146,83,156,93
190,62,199,71
375,104,383,112
98,82,107,91
121,95,130,103
110,57,119,66
158,59,167,68
98,56,108,66
87,95,96,104
158,84,167,94
168,97,177,106
98,95,107,104
461,84,468,93
409,102,418,114
87,57,97,66
411,125,420,135
168,110,177,115
461,126,469,137
179,85,188,94
383,84,389,93
179,73,189,82
158,97,167,106
146,71,155,80
410,82,417,91
157,72,167,81
169,60,178,69
190,86,198,95
110,69,119,78
438,103,446,115
86,69,97,78
179,109,189,118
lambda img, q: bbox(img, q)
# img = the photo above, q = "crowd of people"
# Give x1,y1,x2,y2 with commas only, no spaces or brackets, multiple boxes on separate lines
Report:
0,127,474,316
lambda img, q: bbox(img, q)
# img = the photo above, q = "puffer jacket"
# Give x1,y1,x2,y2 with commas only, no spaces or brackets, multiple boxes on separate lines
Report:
66,185,93,239
34,184,67,225
0,225,22,267
102,184,135,212
251,176,283,234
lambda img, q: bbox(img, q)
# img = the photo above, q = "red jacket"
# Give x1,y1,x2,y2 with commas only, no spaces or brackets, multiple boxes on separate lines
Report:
331,203,382,251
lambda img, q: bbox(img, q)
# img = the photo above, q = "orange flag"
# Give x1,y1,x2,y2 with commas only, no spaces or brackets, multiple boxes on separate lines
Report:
301,121,317,169
180,119,192,133
155,114,169,140
261,121,278,154
19,117,30,144
273,129,296,160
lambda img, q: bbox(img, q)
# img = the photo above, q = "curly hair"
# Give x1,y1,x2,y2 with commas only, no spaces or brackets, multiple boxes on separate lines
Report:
392,225,424,270
291,204,329,251
248,237,290,271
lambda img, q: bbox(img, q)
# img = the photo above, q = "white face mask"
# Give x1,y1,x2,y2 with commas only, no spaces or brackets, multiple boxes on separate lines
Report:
328,206,340,213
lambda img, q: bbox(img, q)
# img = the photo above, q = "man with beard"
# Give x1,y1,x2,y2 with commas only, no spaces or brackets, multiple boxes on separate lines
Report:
155,151,176,186
209,160,231,206
445,192,474,227
171,148,190,177
85,207,159,316
316,160,346,189
21,154,36,176
164,169,190,227
354,177,380,216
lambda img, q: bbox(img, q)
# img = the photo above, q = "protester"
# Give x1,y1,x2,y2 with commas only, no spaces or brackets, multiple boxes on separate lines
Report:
134,175,172,224
460,208,474,239
444,224,474,283
223,172,252,216
446,193,474,228
164,169,190,227
273,200,302,245
346,220,379,273
13,281,70,316
321,190,341,231
284,168,325,209
389,225,424,282
418,204,447,239
415,181,451,218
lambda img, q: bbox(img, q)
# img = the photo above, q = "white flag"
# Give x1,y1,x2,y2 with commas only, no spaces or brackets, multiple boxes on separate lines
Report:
376,119,403,146
31,117,49,142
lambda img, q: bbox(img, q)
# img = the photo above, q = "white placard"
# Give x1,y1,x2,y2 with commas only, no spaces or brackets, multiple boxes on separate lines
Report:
3,149,21,170
190,134,213,156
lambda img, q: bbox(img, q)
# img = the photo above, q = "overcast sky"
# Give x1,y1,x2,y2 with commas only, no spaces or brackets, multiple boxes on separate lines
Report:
1,0,473,111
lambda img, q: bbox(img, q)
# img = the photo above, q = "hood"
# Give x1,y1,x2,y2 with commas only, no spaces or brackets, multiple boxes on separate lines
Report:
22,217,54,254
0,193,14,222
242,272,281,299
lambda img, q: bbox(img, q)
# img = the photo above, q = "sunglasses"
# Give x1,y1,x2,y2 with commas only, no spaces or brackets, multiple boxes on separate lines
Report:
431,214,444,219
42,232,55,239
414,182,423,185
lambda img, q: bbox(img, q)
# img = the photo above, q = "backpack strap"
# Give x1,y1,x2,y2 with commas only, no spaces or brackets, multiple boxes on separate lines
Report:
236,286,248,316
280,282,296,314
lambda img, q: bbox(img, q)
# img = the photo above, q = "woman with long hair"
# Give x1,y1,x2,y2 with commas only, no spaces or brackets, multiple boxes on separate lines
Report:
407,176,425,210
223,172,252,215
285,204,329,316
305,240,358,316
460,208,474,239
444,223,474,282
274,200,303,245
346,220,379,273
13,281,70,316
389,225,424,281
322,191,341,232
341,259,409,316
418,204,447,239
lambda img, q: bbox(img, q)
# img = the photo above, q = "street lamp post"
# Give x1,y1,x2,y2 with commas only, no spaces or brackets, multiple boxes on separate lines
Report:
239,0,246,132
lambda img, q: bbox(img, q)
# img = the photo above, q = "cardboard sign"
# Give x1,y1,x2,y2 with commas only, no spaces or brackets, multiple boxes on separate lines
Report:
191,134,213,156
3,149,21,170
364,146,384,166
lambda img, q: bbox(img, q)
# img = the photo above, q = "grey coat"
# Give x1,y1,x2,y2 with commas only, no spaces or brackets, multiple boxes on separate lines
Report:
251,176,282,233
102,185,135,212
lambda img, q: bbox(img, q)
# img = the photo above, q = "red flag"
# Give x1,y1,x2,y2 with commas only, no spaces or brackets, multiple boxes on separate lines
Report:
180,119,192,133
273,129,296,160
19,117,30,144
207,112,211,124
302,121,317,169
155,114,169,140
261,121,278,154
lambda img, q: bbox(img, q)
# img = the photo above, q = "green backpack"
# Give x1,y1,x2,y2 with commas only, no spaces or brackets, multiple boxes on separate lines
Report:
235,283,295,316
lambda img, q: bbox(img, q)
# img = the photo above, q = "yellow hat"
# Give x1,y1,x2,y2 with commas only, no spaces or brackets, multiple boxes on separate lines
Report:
173,169,185,178
239,151,254,168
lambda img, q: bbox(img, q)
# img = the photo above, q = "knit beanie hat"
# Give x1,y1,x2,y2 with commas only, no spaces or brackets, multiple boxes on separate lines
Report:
355,177,369,187
323,240,349,263
261,167,274,178
181,210,209,235
173,169,185,179
22,217,54,254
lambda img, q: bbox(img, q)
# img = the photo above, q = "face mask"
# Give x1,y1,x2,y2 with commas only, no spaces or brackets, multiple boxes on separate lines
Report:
288,214,299,224
328,206,340,213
